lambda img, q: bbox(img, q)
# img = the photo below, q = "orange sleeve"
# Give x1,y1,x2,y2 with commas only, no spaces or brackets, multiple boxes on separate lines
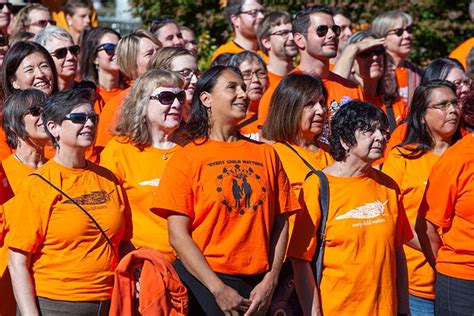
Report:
382,148,406,185
286,174,321,261
99,139,126,183
396,197,413,247
257,83,277,128
275,156,300,215
96,90,128,149
449,38,474,70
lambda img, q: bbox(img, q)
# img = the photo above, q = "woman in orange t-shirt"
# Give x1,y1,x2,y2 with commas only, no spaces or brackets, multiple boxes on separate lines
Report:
154,66,299,315
0,89,49,316
8,88,132,315
101,69,184,261
289,100,412,316
383,80,462,315
371,11,422,108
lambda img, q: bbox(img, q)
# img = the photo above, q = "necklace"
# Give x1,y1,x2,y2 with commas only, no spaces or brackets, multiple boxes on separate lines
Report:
162,145,178,160
14,152,24,164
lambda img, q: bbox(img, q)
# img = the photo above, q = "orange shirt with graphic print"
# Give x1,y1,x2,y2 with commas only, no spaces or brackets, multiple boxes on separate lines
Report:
7,159,132,301
288,168,412,315
153,139,300,275
420,133,474,280
383,147,441,299
100,136,181,261
211,40,269,63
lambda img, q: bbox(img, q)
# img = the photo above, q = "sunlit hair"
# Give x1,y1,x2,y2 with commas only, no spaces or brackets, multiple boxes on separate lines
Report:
147,46,193,71
115,69,184,148
370,10,413,38
34,26,74,48
10,3,49,35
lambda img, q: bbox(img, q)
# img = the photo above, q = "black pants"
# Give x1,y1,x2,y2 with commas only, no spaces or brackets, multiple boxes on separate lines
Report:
174,260,263,316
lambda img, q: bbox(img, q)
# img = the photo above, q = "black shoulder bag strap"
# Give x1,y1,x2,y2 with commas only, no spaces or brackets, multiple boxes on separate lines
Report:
29,173,119,259
237,115,258,129
281,142,330,286
385,98,397,133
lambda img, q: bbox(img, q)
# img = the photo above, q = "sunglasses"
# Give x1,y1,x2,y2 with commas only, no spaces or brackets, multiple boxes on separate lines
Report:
96,43,116,56
0,3,12,11
315,25,341,37
29,19,56,28
64,112,99,124
357,46,385,58
150,90,186,105
0,35,7,47
50,45,80,59
26,106,42,117
386,25,415,37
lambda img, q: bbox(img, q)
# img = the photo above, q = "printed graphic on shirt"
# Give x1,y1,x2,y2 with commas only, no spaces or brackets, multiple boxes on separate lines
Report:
208,160,266,215
62,190,115,205
139,178,160,187
320,96,353,145
336,200,388,227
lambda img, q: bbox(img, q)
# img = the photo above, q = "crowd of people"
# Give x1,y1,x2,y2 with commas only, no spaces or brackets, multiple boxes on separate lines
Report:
0,0,473,315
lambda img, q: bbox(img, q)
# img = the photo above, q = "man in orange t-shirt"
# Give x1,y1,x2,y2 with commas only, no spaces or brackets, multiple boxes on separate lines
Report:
255,11,297,128
417,133,474,314
211,0,268,62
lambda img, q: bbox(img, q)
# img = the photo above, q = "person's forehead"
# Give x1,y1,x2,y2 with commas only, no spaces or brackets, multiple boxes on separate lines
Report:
269,22,291,33
159,23,180,35
239,58,264,71
309,12,334,28
241,0,263,11
333,14,351,26
45,37,72,50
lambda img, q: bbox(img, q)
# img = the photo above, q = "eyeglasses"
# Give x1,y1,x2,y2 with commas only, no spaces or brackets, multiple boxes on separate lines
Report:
357,46,385,58
150,90,186,105
26,106,42,117
241,70,267,81
238,9,266,18
428,99,460,111
50,45,80,59
0,35,8,47
314,25,341,37
0,3,12,11
452,78,472,89
176,68,200,81
386,25,415,37
96,43,116,56
269,29,293,38
29,20,56,28
64,112,99,124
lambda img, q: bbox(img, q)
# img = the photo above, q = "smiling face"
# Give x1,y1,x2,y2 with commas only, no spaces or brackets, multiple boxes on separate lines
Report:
265,22,298,60
202,69,249,126
299,13,339,60
384,17,413,60
170,54,198,106
147,86,183,134
234,0,265,40
11,52,54,96
45,37,78,83
445,67,471,99
95,32,120,73
333,14,352,52
155,23,185,48
424,86,461,143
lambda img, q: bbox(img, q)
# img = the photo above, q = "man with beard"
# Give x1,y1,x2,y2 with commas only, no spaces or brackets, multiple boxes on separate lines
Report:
211,0,268,62
256,11,298,127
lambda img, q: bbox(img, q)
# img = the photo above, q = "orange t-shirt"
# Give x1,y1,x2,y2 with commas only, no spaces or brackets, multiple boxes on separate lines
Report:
100,136,182,261
211,40,269,64
256,70,284,128
288,168,412,315
382,147,441,299
394,63,422,109
98,87,125,106
420,133,474,280
7,159,132,301
96,88,131,150
153,138,300,275
366,95,408,127
449,37,474,70
43,0,99,31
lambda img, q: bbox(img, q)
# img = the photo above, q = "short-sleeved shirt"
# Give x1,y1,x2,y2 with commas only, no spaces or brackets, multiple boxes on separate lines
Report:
383,147,441,299
153,138,300,275
7,159,132,301
100,137,181,261
449,37,474,69
211,40,269,63
288,168,412,315
420,133,474,280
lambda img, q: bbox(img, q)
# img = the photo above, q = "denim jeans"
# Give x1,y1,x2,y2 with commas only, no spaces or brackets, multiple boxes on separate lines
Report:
435,272,474,316
409,294,434,316
16,297,111,316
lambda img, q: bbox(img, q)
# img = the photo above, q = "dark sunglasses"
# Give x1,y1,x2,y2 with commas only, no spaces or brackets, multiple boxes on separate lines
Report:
29,19,56,28
96,43,116,56
315,25,341,37
149,90,186,105
64,112,99,124
26,106,42,117
386,25,415,37
51,45,80,59
357,46,385,58
0,3,12,11
0,35,8,47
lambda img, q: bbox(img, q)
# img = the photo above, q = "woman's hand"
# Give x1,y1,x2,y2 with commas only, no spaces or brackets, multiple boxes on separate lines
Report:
213,283,252,315
244,274,277,316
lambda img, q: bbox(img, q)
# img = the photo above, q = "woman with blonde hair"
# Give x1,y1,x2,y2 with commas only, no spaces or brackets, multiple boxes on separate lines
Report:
10,3,54,35
101,69,184,260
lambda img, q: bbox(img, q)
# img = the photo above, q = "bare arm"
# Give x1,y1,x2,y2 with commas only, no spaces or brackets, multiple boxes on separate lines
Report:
395,246,409,314
405,223,422,251
8,249,39,316
415,216,442,268
291,258,321,316
245,214,288,316
168,214,251,314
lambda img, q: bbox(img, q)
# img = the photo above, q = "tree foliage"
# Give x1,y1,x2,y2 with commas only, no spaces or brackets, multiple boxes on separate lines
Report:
129,0,473,69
